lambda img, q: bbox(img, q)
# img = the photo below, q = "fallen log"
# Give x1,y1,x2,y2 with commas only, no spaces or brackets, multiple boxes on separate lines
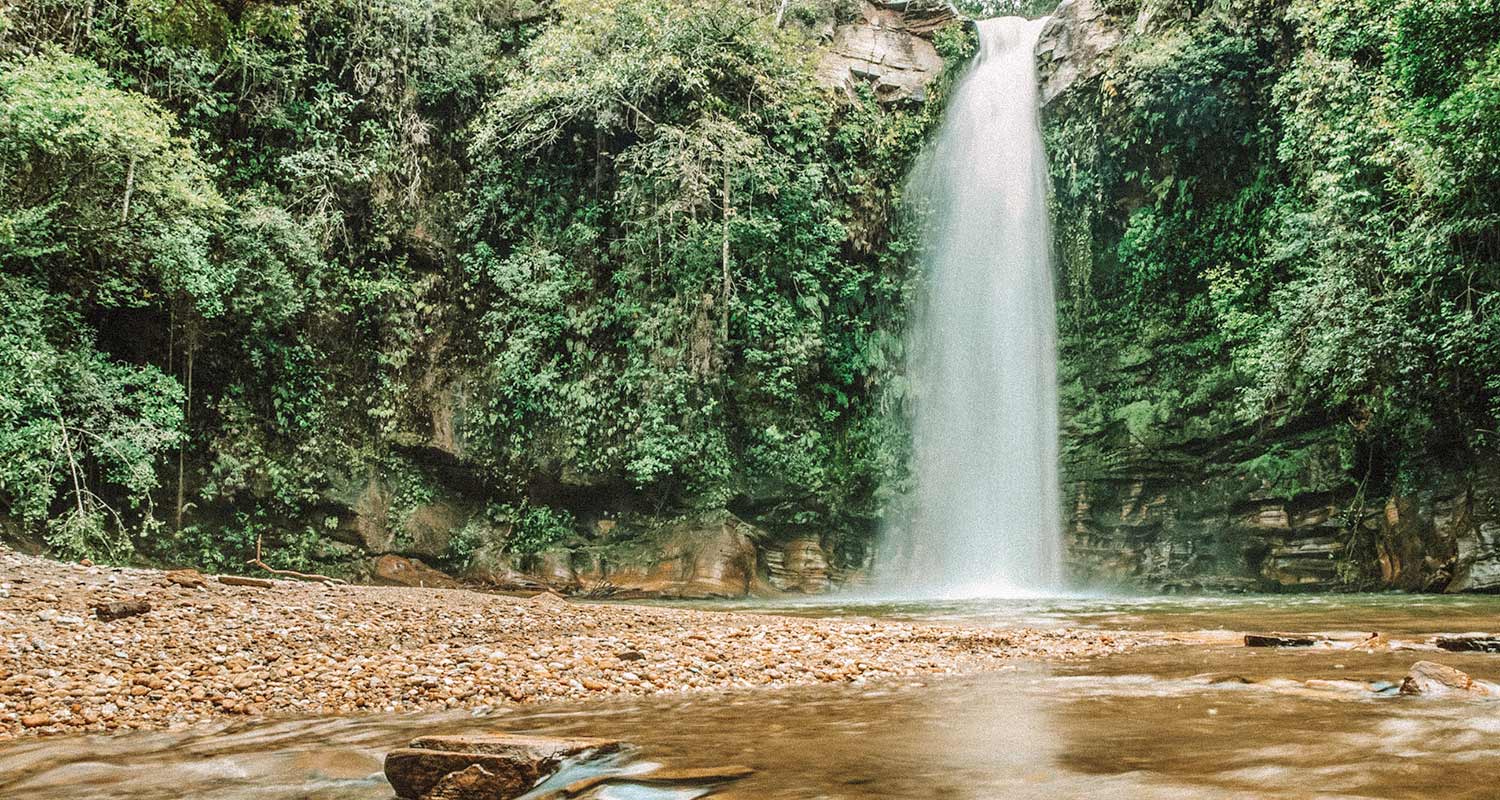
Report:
218,575,276,588
247,534,347,584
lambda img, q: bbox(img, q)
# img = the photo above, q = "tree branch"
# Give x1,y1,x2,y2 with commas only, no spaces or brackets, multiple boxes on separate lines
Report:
247,533,348,584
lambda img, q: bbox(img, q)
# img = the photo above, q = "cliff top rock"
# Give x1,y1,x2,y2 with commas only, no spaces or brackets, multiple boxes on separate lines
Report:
816,0,955,104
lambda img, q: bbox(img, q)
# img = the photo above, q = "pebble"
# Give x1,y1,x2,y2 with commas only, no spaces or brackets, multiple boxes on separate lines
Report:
0,547,1142,739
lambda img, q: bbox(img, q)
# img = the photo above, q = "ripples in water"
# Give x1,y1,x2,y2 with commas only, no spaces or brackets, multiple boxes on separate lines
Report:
6,594,1500,799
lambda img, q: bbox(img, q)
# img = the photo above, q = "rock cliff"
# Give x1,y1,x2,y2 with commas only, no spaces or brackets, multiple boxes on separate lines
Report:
816,0,955,104
1036,0,1500,593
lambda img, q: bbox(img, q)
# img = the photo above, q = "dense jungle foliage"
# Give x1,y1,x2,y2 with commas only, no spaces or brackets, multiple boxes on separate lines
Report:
1,0,1497,584
1048,0,1500,584
0,0,982,569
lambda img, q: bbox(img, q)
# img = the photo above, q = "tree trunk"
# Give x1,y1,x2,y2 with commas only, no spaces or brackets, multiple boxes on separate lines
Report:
175,325,194,533
57,414,86,519
120,156,137,223
720,163,731,346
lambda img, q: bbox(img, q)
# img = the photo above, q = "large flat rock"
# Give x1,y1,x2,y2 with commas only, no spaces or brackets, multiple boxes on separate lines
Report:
386,734,621,799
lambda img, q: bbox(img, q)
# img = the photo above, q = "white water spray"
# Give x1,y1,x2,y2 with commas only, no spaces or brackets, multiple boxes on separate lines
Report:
883,16,1062,597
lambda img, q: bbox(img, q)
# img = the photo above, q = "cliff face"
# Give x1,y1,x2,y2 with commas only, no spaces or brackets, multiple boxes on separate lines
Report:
0,0,973,596
282,0,966,598
1036,0,1500,593
1064,455,1500,593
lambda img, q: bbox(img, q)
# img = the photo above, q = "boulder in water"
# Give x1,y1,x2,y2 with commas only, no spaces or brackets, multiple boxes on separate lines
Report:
1187,672,1253,685
1399,661,1496,697
1435,635,1500,653
1244,633,1324,648
385,734,621,799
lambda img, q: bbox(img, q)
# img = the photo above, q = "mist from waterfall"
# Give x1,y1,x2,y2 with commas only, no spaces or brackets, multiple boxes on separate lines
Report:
881,16,1062,598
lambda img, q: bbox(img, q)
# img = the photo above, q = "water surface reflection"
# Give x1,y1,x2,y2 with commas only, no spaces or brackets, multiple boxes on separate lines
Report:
5,595,1500,799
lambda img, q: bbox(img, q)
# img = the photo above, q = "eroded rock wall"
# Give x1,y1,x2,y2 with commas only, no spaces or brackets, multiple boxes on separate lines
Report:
1038,0,1500,593
816,0,955,104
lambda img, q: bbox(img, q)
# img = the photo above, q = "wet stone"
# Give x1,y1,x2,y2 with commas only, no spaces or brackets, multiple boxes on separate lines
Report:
1399,661,1496,697
408,734,621,762
1244,633,1323,648
552,764,756,797
1188,672,1253,685
387,734,622,799
1435,635,1500,654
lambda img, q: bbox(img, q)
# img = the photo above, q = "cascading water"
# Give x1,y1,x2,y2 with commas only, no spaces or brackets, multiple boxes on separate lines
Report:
882,16,1062,597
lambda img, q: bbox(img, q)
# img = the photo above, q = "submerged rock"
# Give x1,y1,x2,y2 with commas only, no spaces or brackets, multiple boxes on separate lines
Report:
548,764,755,798
1398,661,1497,697
385,734,621,800
1187,672,1253,684
1435,635,1500,654
1244,633,1323,648
1302,679,1369,694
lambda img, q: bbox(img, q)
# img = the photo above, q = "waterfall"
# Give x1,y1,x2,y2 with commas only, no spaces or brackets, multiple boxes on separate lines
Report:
883,16,1062,597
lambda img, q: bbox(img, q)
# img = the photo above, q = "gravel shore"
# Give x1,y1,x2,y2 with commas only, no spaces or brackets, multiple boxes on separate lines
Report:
0,548,1140,739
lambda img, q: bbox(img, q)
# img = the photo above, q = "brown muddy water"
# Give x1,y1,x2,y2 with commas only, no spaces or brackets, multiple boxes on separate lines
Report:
4,594,1500,799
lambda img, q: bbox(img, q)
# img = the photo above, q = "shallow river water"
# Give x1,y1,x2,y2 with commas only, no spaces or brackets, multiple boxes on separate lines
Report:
4,594,1500,799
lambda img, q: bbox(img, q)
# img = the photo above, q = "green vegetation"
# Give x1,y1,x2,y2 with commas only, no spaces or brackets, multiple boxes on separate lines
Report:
3,0,1496,588
1047,0,1500,584
0,0,965,570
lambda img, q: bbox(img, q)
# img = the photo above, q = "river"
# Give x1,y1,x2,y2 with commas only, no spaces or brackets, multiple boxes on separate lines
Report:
4,594,1499,799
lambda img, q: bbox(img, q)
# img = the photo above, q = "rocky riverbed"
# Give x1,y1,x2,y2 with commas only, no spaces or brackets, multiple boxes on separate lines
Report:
0,548,1143,740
